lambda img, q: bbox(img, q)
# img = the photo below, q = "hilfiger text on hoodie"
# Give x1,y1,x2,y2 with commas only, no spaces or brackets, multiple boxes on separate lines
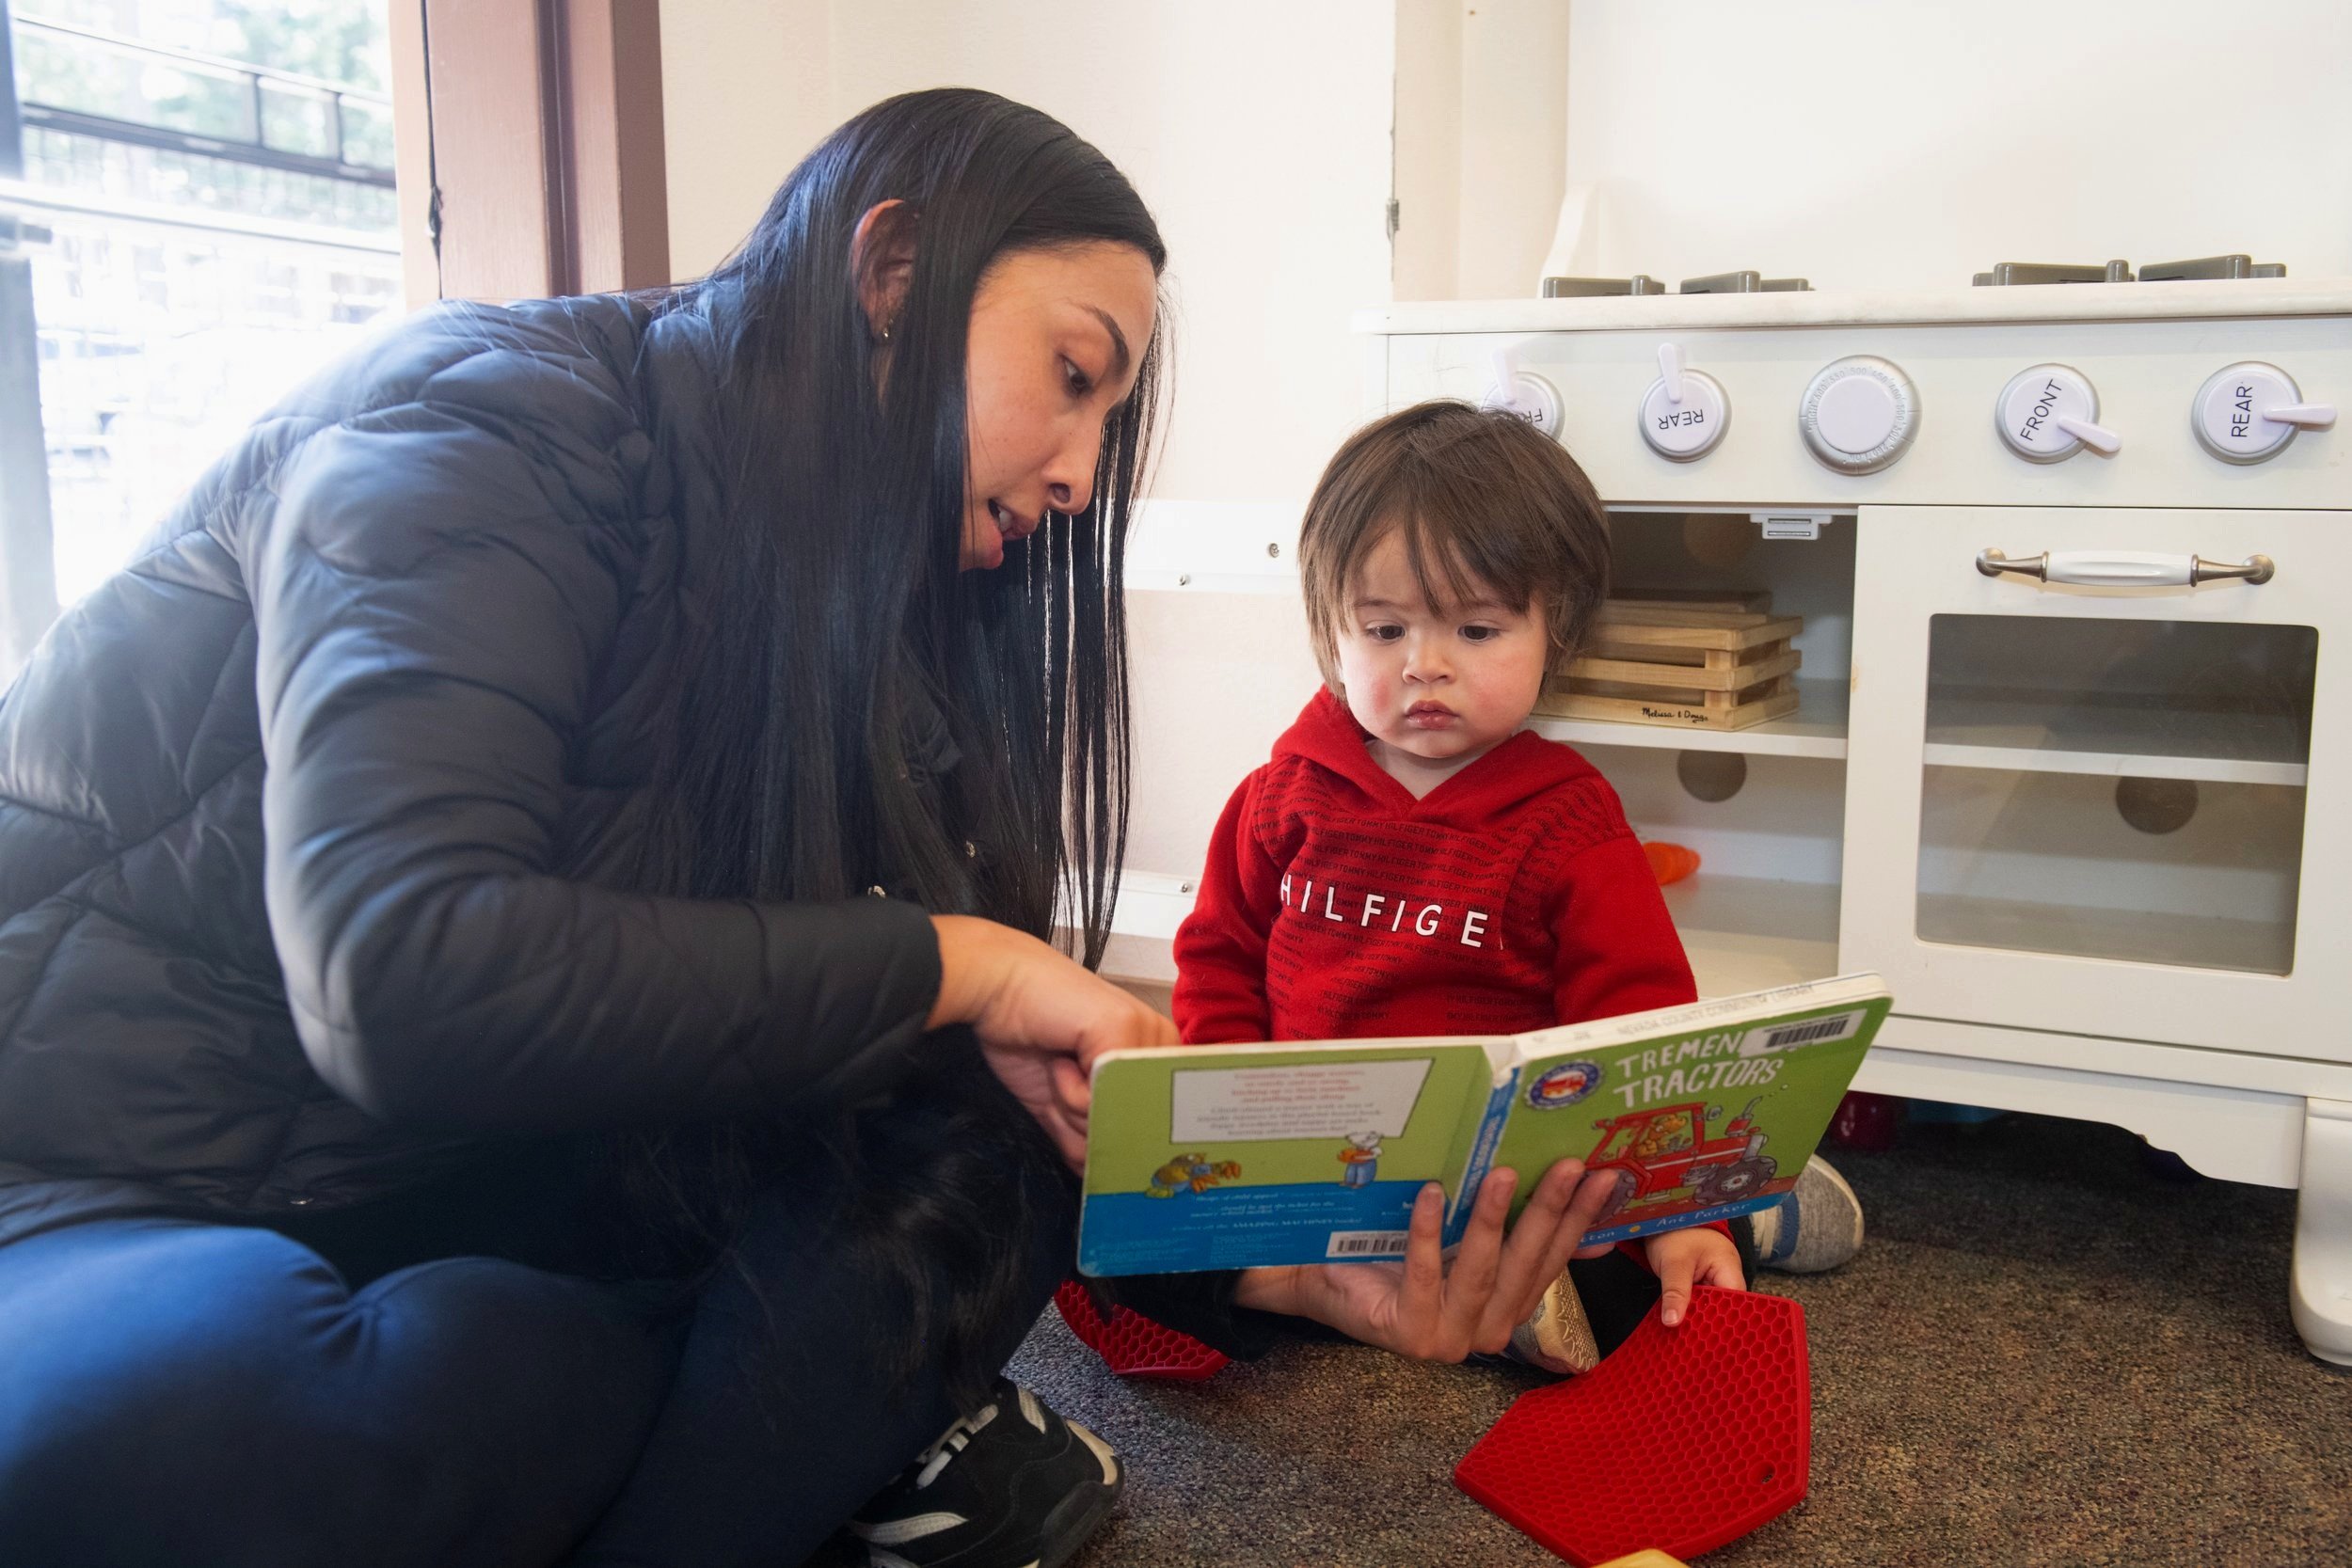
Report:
1173,688,1697,1047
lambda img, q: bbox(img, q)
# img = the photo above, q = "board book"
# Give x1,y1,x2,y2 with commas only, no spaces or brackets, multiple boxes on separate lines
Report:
1075,974,1889,1276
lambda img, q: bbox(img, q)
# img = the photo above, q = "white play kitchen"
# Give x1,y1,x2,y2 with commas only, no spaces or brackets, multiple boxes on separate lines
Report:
1119,262,2352,1364
1378,264,2352,1362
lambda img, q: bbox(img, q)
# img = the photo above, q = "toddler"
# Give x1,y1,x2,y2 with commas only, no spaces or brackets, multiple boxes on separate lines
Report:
1174,400,1851,1369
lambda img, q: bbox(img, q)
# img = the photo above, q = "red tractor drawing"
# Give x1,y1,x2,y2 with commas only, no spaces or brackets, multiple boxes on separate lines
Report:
1584,1097,1777,1224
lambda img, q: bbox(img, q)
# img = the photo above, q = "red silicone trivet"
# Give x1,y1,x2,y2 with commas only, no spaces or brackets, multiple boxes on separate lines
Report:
1454,1286,1810,1566
1053,1279,1230,1382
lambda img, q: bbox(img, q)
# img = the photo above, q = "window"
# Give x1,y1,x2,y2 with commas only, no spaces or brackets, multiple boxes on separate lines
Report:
3,0,402,649
3,0,670,678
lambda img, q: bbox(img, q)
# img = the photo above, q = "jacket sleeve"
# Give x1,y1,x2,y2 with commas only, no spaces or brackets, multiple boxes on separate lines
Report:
1549,834,1699,1026
246,332,940,1132
1170,770,1282,1045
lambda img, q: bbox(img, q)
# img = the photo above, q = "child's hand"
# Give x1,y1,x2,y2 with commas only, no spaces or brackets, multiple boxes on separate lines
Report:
1643,1226,1743,1327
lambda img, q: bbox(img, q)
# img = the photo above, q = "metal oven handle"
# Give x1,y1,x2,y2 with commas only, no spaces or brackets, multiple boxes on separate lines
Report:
1977,548,2275,588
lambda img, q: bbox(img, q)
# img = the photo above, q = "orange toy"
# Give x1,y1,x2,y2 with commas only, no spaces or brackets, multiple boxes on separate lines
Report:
1643,841,1701,885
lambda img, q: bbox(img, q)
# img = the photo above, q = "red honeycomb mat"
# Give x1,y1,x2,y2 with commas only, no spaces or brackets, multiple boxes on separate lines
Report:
1454,1286,1809,1566
1053,1279,1230,1382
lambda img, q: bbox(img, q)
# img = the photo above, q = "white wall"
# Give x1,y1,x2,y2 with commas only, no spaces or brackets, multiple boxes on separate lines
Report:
661,0,1395,504
1452,0,1570,299
659,0,835,281
660,1,1398,880
1551,0,2352,292
1392,0,1464,300
1394,0,1574,301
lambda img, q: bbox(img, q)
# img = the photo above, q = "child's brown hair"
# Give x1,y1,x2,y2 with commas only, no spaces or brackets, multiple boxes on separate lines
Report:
1296,400,1611,689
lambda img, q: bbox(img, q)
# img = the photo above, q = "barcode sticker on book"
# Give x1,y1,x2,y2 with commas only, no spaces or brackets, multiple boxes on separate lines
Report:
1738,1009,1867,1057
1327,1230,1410,1259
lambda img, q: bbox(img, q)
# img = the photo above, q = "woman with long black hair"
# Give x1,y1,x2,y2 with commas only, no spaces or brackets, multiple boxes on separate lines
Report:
0,89,1613,1568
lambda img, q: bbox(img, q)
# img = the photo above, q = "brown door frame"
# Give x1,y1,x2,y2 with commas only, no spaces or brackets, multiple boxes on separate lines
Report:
389,0,670,306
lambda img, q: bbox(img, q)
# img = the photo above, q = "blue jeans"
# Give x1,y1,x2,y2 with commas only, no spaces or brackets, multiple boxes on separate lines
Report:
0,1102,1076,1567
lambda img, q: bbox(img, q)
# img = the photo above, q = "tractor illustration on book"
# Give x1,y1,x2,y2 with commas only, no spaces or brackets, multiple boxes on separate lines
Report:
1583,1096,1777,1223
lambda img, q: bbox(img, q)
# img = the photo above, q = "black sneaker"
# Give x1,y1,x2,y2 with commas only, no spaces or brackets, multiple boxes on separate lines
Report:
847,1379,1123,1568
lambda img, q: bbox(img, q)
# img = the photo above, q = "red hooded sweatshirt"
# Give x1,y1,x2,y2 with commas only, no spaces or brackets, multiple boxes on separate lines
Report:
1174,689,1697,1045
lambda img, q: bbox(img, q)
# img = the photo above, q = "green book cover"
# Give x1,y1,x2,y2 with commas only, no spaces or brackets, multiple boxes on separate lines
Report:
1076,974,1890,1275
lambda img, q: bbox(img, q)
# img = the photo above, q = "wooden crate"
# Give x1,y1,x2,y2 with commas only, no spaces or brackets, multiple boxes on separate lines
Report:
1606,586,1776,615
1538,601,1803,732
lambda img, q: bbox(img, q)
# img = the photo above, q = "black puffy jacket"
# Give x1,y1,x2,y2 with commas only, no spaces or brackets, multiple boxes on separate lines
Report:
0,293,946,1247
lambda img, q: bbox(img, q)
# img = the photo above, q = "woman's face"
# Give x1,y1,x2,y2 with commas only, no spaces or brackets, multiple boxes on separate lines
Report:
959,242,1158,571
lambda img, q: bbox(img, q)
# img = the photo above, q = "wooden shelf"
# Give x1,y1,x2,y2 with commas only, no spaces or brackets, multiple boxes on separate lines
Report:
1923,694,2310,787
1915,893,2296,976
1661,875,1843,995
1530,676,1849,761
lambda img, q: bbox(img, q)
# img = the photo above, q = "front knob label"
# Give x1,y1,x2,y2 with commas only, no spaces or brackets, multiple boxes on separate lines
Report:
1996,364,2105,462
2020,378,2064,443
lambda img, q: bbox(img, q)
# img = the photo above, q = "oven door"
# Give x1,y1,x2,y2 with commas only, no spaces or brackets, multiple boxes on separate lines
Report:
1841,506,2350,1059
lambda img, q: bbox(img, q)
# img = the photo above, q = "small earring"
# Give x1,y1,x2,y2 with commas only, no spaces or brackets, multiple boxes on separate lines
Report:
880,324,892,342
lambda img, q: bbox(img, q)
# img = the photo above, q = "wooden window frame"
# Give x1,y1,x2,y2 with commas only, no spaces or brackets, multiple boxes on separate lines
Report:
389,0,670,307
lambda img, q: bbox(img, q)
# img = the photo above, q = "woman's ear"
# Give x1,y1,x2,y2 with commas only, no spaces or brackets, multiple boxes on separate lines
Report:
850,199,919,342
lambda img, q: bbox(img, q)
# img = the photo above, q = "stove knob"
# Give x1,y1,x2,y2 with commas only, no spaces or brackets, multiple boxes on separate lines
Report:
1639,343,1729,461
1996,364,2121,462
2193,361,2337,464
1484,348,1561,437
1799,356,1919,474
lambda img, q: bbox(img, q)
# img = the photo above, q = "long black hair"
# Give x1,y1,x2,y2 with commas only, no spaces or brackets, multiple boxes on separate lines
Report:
624,90,1166,1404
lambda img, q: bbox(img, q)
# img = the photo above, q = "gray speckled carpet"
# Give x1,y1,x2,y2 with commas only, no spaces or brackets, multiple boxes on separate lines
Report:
992,1115,2350,1567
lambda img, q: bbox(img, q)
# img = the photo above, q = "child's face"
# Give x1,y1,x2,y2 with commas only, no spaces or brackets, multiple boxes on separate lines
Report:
1334,531,1551,767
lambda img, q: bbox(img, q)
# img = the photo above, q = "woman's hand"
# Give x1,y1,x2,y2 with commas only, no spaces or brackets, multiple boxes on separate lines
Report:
929,914,1177,1168
1234,1158,1622,1360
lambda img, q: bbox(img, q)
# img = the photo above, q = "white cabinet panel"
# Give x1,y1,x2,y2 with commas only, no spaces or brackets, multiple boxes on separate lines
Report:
1842,507,2351,1059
